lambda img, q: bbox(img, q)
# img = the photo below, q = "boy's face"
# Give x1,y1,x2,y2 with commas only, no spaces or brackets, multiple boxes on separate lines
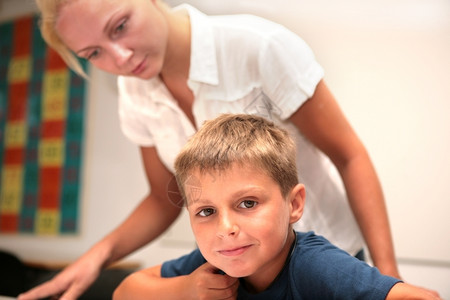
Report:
185,163,305,283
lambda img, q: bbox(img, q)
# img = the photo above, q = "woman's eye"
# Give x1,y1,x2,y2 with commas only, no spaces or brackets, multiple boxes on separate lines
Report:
239,200,257,209
87,49,100,60
198,208,215,217
115,20,127,34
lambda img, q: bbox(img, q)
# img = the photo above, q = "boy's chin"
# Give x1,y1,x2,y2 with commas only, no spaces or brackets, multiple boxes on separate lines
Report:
221,267,253,278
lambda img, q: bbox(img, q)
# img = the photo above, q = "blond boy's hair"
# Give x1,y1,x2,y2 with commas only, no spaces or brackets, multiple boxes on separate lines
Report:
174,114,298,201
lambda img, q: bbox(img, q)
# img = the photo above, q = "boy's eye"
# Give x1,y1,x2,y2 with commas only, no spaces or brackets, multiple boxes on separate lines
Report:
239,200,257,209
198,208,215,217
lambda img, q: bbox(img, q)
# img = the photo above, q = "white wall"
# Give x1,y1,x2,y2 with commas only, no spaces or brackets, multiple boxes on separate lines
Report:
1,0,449,297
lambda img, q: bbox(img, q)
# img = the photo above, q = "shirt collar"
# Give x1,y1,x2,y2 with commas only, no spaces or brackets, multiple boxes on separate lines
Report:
174,4,218,86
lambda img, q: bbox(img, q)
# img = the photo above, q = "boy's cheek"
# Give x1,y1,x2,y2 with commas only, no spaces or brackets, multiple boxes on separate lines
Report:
190,223,211,242
195,240,217,264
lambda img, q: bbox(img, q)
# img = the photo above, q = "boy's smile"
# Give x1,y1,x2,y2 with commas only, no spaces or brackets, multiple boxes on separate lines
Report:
218,244,253,256
186,163,304,292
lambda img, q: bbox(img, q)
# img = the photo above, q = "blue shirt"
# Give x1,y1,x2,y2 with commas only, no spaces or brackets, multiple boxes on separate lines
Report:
161,231,401,299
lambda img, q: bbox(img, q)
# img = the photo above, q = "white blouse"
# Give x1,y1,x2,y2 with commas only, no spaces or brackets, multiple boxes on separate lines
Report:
118,4,363,255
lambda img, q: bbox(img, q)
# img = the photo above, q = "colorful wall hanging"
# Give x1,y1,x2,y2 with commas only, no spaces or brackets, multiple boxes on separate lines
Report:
0,15,87,235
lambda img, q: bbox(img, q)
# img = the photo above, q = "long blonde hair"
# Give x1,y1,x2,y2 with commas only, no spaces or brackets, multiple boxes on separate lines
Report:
35,0,87,78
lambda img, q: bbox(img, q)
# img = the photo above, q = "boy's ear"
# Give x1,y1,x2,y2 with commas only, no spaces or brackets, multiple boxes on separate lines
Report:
289,184,305,224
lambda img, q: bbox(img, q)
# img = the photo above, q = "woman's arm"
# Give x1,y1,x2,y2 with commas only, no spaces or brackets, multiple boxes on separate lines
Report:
113,262,239,300
18,146,182,300
101,146,182,263
289,80,400,278
387,283,441,299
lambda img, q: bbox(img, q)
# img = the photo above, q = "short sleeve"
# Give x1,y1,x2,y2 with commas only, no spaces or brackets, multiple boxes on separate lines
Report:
258,26,324,120
293,233,402,299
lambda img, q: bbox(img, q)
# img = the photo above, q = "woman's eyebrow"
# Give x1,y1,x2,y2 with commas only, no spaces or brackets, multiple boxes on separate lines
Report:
103,10,120,34
75,11,121,55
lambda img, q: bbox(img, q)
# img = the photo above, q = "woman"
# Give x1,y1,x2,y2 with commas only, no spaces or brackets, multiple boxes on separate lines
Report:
19,0,400,299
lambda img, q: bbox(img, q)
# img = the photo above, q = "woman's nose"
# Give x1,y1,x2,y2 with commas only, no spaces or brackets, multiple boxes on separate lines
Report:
110,43,132,67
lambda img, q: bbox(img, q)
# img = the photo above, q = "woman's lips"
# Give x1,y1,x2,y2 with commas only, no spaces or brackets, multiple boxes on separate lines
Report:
132,57,147,75
218,245,252,256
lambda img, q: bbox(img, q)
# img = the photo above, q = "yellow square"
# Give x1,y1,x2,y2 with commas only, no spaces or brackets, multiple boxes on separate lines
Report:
4,122,27,147
42,70,69,120
43,70,69,98
0,166,23,214
39,139,65,166
7,56,32,83
36,210,60,235
42,96,67,120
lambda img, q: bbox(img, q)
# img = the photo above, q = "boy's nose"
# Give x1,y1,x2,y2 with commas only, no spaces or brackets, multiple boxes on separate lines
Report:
217,214,239,238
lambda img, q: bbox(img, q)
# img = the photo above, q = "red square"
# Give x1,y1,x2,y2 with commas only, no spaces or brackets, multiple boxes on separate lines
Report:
0,214,18,232
41,120,66,139
4,148,24,165
46,48,67,71
39,167,61,209
13,17,32,57
8,82,28,121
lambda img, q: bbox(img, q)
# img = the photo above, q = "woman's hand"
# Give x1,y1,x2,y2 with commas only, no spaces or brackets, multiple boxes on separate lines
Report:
387,282,442,300
18,244,108,300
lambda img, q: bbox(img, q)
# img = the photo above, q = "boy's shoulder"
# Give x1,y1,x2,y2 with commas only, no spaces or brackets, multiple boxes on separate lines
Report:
295,231,345,255
289,231,401,299
161,248,206,278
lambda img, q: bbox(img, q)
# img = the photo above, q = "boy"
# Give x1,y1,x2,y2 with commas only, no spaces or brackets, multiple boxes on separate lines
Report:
113,114,439,300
